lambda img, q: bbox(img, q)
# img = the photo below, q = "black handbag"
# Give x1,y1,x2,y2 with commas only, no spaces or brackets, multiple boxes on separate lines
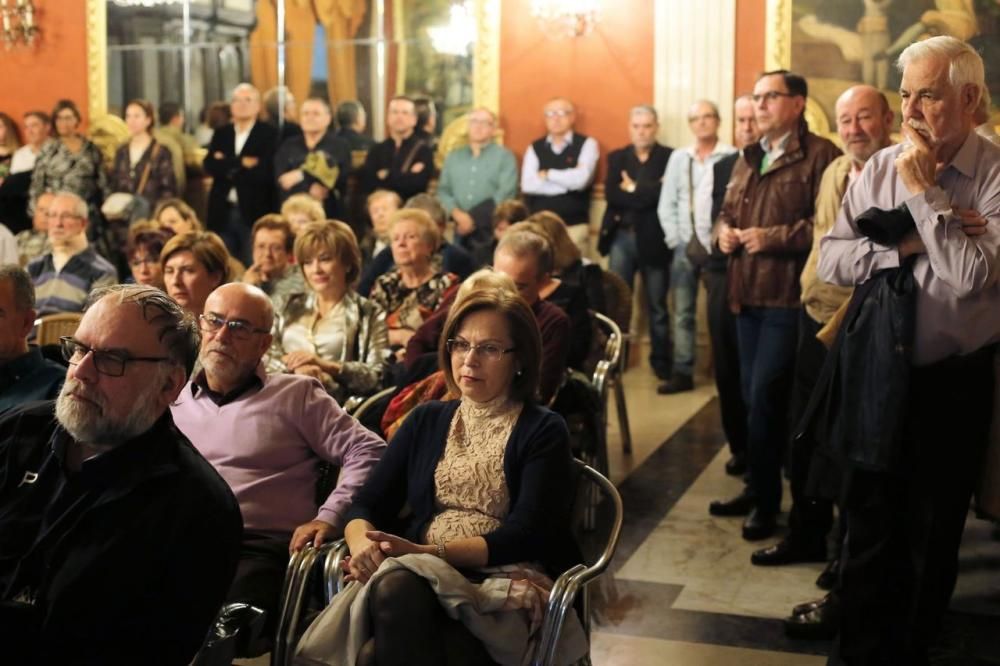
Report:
597,207,621,257
684,157,710,268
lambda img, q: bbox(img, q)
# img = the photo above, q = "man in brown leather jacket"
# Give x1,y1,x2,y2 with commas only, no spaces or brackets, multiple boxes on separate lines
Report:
708,70,840,541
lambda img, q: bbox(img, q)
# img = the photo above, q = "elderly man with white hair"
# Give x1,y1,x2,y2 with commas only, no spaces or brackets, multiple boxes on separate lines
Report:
818,36,1000,664
204,82,280,263
26,190,117,316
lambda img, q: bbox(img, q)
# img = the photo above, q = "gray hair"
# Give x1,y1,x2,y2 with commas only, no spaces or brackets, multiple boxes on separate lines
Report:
630,105,658,122
496,227,554,278
0,264,35,312
87,284,201,378
897,36,985,107
52,190,88,219
689,99,720,119
404,193,447,229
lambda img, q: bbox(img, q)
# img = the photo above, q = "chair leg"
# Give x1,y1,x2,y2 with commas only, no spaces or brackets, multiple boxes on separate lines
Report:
613,380,632,454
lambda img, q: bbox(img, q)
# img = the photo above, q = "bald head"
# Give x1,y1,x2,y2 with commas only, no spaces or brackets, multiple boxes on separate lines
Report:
199,283,274,392
835,84,893,165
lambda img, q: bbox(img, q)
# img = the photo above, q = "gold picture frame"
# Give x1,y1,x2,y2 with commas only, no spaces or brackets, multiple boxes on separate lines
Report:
85,0,500,124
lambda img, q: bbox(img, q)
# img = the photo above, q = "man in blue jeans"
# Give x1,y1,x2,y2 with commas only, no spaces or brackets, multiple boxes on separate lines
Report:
657,100,735,394
603,105,673,379
710,71,840,540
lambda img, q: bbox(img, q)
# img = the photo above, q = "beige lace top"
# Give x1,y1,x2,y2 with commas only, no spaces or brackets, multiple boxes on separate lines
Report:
423,395,523,545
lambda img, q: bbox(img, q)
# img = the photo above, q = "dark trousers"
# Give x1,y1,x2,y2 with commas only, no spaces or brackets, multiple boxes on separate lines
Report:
703,269,747,459
736,306,799,515
213,203,252,266
226,532,291,652
788,307,835,546
831,347,995,665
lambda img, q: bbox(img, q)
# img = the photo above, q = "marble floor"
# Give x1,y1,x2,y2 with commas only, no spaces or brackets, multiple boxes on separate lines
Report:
239,353,1000,666
590,360,1000,665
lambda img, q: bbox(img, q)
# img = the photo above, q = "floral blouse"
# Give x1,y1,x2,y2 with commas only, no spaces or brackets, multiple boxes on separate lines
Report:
109,139,177,208
28,138,107,214
368,270,459,332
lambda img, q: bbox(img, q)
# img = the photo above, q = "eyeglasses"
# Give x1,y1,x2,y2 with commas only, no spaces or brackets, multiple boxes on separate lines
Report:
199,313,270,340
129,256,158,267
688,113,719,122
751,91,795,104
544,109,572,118
45,212,83,222
60,337,173,377
446,339,516,362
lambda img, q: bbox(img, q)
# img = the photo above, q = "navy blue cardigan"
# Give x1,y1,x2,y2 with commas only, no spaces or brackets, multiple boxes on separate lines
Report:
345,400,580,576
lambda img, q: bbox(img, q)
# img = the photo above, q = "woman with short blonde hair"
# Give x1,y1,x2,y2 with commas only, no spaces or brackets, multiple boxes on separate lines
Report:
271,220,388,401
280,193,325,233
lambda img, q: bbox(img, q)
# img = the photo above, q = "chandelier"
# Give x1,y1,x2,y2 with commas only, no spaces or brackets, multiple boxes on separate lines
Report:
1,0,38,49
110,0,180,6
530,0,600,39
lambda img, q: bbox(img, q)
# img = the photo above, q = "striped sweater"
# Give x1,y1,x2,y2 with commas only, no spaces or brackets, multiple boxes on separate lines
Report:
27,247,118,316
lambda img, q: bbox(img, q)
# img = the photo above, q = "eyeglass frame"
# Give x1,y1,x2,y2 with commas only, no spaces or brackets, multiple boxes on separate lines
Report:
60,336,174,377
543,109,573,118
446,338,516,362
198,313,271,340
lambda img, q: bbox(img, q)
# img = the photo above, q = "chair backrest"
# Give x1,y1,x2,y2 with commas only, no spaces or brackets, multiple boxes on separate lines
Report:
35,312,83,347
598,270,632,334
534,460,623,666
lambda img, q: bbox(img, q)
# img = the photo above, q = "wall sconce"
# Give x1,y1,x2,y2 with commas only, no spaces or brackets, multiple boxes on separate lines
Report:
531,0,600,38
1,0,38,49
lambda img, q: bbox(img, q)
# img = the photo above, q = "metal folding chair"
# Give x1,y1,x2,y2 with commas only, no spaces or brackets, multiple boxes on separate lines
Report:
592,312,632,455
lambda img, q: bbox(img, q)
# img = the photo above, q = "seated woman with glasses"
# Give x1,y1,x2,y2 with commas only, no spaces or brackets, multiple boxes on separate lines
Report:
160,231,231,318
297,287,587,666
268,220,389,402
368,208,459,360
125,222,173,290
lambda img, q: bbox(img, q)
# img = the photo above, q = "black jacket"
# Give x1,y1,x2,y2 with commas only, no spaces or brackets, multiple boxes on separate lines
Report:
204,121,279,229
359,132,435,201
0,403,243,665
603,143,672,265
274,130,352,220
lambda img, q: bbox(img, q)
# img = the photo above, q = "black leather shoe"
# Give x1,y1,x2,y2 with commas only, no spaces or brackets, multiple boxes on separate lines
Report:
783,593,839,640
751,537,826,566
815,558,839,590
791,594,829,617
742,508,777,541
709,489,756,517
657,374,694,395
724,455,747,476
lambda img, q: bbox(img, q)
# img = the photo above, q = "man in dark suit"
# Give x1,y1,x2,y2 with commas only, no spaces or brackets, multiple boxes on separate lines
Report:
705,95,758,477
204,83,279,263
602,105,673,379
359,95,434,202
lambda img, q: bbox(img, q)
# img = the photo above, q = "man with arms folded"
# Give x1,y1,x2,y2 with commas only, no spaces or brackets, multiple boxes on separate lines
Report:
0,284,242,665
818,37,1000,664
171,282,386,656
521,98,600,255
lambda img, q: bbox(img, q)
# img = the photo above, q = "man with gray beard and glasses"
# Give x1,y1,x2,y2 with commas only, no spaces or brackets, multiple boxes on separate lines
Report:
0,284,242,666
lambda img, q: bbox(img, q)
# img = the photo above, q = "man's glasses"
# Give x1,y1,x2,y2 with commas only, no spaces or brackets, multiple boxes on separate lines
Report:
544,109,572,118
446,339,516,362
45,212,83,222
60,337,173,377
751,91,795,104
199,313,270,340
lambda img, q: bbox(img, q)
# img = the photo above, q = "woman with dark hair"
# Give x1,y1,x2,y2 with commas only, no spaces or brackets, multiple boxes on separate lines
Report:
126,222,173,289
28,100,106,223
297,286,587,666
0,112,20,184
109,99,177,216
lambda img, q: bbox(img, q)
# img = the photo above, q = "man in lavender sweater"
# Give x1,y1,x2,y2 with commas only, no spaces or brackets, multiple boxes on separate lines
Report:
171,282,385,654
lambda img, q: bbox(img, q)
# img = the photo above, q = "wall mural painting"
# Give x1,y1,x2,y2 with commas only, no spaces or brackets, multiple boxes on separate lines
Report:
770,0,1000,138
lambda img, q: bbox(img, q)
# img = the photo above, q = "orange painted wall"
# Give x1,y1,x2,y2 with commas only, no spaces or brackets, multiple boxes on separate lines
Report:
0,1,90,134
498,0,654,180
734,0,766,98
